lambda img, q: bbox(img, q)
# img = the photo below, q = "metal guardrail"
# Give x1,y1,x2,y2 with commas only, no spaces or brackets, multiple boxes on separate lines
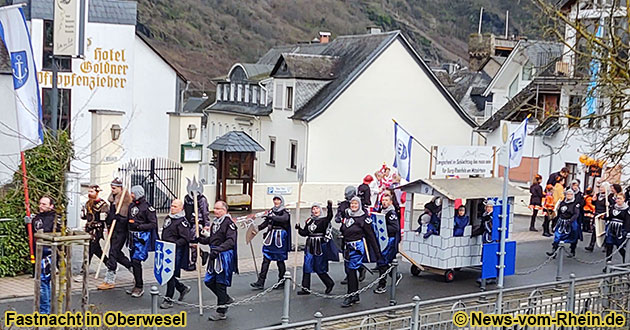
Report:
259,265,630,330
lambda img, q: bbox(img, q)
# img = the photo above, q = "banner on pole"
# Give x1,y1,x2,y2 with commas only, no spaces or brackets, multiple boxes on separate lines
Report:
435,145,494,177
393,123,412,181
508,119,527,169
154,240,175,286
0,5,43,151
53,0,86,56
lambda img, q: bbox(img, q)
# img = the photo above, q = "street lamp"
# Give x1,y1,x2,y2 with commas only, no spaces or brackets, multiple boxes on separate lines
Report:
110,124,121,141
187,124,197,140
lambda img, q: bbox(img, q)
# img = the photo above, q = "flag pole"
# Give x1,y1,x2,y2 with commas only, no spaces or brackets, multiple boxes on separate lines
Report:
391,119,431,155
21,151,35,264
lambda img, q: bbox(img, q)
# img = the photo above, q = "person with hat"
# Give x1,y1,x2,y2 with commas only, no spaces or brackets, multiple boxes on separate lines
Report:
357,175,373,208
199,200,238,321
250,195,291,290
339,196,381,307
124,185,158,297
547,188,581,258
98,178,133,291
159,199,192,309
295,200,337,295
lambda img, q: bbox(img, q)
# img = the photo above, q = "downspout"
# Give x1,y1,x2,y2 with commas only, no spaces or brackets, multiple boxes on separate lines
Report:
300,119,309,182
542,136,554,176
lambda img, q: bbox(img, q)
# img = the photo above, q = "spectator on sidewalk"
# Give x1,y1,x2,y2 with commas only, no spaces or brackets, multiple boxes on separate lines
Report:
357,175,373,208
529,174,543,232
547,167,569,187
542,184,555,237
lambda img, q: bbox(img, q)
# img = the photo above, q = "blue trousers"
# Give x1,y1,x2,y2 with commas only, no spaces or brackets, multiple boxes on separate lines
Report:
39,280,51,314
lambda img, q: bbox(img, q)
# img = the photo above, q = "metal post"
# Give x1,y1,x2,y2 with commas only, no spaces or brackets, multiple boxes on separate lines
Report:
477,278,488,303
567,273,576,313
150,286,159,330
314,311,323,330
605,260,612,274
51,56,59,135
148,159,156,206
282,271,291,325
497,145,509,314
556,244,564,282
389,259,398,306
411,296,421,330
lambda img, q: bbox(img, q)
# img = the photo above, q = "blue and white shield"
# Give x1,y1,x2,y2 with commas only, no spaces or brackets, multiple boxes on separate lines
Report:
371,213,388,252
154,240,176,286
11,51,28,89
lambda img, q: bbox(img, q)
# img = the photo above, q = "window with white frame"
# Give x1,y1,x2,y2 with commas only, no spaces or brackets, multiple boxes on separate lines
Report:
252,86,258,104
275,82,284,109
261,88,267,106
230,83,235,101
245,85,250,103
237,84,243,102
223,84,228,101
289,140,297,170
286,86,293,110
216,85,222,101
268,136,276,165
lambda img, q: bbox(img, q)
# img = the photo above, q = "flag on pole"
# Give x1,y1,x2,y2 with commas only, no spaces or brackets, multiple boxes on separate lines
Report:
508,118,527,168
585,21,604,116
393,122,412,181
0,5,43,151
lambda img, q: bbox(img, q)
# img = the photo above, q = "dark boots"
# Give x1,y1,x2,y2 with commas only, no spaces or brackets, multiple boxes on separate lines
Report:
542,216,552,237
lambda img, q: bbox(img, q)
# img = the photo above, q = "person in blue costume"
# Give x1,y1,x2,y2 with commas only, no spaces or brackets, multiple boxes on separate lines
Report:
251,195,291,290
340,197,382,307
199,200,238,321
547,189,581,258
453,205,469,237
159,199,192,309
373,194,402,294
296,200,338,295
125,185,158,298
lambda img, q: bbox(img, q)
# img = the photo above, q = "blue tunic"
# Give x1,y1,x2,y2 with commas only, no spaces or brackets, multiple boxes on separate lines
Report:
344,240,365,270
129,231,152,261
304,241,332,274
262,228,289,261
453,215,469,237
553,199,581,244
204,248,236,286
377,237,398,266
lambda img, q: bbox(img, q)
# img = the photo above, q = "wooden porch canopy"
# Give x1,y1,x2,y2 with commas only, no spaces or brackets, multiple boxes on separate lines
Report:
208,131,264,210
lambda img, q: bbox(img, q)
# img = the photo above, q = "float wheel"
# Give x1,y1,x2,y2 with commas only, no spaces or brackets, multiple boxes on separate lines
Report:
410,265,421,276
444,269,455,282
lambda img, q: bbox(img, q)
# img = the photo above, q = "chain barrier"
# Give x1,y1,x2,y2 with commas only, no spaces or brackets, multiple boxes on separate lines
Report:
514,249,558,276
570,243,626,265
294,264,396,299
161,278,286,310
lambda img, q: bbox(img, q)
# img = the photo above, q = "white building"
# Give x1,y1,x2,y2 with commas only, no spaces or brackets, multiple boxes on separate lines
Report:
203,30,479,208
0,0,188,190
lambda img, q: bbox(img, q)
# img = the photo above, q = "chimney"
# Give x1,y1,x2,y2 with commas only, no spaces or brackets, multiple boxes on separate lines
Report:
318,31,331,44
367,26,382,34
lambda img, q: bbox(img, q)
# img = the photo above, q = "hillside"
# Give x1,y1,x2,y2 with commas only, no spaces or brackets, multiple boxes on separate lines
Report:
136,0,542,91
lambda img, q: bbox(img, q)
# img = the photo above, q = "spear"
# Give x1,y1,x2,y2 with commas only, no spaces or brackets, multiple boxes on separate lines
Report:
187,177,204,316
292,166,305,290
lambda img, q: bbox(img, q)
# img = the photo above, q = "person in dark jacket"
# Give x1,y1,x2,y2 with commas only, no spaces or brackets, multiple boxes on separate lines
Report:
421,197,442,238
184,191,210,271
199,200,238,321
296,201,337,295
160,199,192,309
604,194,630,266
339,197,382,308
529,174,543,232
125,185,158,298
586,184,609,252
32,196,59,314
609,184,623,206
357,175,373,208
98,178,133,291
570,179,585,231
335,186,357,223
479,201,494,244
373,194,401,294
547,189,581,258
546,167,569,187
453,205,469,237
251,195,291,290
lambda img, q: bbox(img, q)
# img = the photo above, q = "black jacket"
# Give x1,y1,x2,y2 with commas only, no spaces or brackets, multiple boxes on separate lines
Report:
594,193,608,215
128,197,158,232
199,215,237,259
557,200,580,222
529,184,543,206
340,211,381,260
258,208,291,233
607,205,630,233
335,200,351,224
357,184,371,207
547,172,563,186
33,211,59,233
384,207,400,239
184,194,210,228
161,214,191,248
297,202,333,238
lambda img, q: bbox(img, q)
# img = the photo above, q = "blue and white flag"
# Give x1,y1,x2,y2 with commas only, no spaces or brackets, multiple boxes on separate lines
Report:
154,240,175,286
393,123,412,181
508,118,528,168
0,5,43,151
371,213,388,252
585,22,604,116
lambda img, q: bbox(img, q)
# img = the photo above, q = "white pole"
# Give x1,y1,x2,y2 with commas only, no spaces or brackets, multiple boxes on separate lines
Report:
478,7,484,34
497,144,509,313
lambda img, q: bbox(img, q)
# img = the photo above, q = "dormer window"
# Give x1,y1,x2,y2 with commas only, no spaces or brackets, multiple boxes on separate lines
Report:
230,83,235,101
252,86,258,105
223,84,228,101
286,86,293,110
216,84,222,101
245,85,250,103
237,84,243,102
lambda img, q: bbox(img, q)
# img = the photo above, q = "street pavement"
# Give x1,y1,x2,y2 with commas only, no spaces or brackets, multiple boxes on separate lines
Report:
0,213,619,329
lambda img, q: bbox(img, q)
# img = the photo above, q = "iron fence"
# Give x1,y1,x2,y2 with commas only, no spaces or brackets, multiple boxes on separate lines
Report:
119,158,182,213
259,265,630,330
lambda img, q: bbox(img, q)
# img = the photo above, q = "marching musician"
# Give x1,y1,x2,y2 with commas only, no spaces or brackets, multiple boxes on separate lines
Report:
125,185,158,298
340,197,381,308
250,195,291,290
295,201,337,295
604,193,630,266
98,178,132,291
199,200,238,321
159,199,192,309
547,189,581,258
373,194,402,294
